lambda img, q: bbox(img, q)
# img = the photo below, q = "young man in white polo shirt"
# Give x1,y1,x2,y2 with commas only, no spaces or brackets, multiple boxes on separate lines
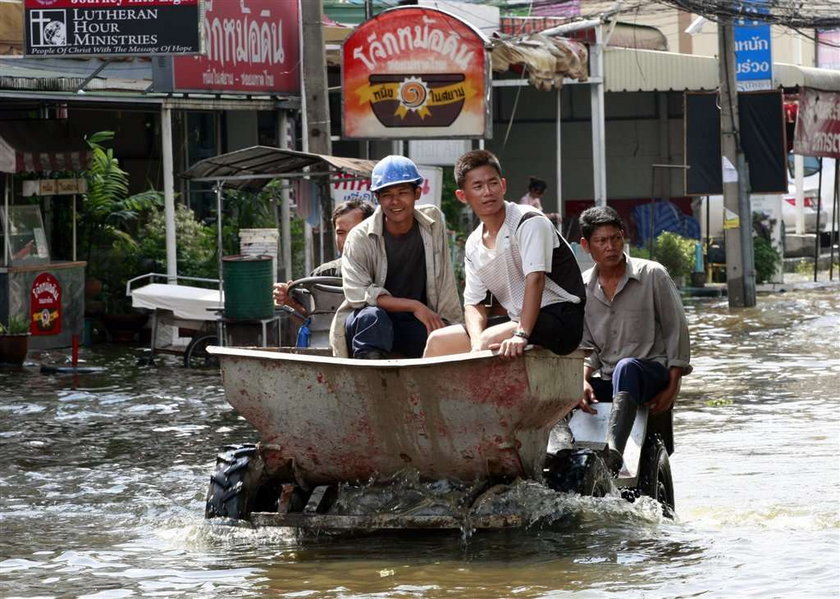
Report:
424,150,585,358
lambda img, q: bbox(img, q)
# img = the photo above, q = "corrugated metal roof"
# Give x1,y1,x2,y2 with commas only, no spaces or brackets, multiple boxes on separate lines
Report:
182,146,378,190
605,47,840,93
605,48,718,92
0,58,149,92
773,63,840,92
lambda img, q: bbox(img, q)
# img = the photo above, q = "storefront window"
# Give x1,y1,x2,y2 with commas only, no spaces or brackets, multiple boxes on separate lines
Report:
1,205,51,266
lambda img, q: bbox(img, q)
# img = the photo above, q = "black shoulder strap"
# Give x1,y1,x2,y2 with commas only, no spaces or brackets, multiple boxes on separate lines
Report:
515,211,586,304
516,210,546,231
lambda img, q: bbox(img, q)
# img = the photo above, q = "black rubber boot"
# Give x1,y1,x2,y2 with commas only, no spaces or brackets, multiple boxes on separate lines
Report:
604,391,637,475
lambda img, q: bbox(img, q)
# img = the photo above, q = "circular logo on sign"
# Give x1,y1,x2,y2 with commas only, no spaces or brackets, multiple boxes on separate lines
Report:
42,20,66,46
399,77,429,112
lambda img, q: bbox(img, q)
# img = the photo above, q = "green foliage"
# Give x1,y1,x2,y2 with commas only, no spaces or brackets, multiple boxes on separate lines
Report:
794,258,812,275
81,131,162,273
95,204,215,312
134,204,217,279
751,210,781,284
705,398,734,407
629,245,652,260
0,315,29,335
753,236,781,283
653,231,697,282
221,182,280,256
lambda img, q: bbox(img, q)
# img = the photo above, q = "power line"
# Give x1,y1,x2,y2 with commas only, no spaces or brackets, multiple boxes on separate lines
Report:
645,0,840,30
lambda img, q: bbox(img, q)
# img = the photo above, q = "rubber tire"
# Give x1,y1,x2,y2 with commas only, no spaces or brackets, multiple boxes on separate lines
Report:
636,435,675,518
205,444,277,521
544,448,612,497
184,334,219,369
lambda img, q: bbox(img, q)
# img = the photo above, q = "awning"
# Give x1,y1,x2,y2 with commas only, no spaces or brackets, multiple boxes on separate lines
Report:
0,121,90,173
181,145,378,190
604,47,840,93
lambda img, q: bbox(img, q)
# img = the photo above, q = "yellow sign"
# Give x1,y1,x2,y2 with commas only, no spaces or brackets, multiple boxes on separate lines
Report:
723,208,740,229
357,79,477,120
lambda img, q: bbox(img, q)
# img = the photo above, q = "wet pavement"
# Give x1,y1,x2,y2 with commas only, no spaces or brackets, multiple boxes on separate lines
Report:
0,284,838,598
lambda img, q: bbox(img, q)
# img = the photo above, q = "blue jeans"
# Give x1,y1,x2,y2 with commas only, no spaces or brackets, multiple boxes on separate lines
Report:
345,306,428,358
589,358,669,405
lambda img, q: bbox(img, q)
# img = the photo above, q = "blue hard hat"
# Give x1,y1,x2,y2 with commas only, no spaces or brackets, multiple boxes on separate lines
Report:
370,155,424,192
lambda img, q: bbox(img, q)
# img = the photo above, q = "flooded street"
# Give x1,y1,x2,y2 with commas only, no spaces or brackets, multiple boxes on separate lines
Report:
1,285,838,598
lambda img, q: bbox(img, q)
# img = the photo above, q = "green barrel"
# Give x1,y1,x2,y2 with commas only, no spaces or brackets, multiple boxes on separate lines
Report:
222,255,274,320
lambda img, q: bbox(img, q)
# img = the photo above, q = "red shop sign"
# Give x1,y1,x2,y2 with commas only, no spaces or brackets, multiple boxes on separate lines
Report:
794,87,840,159
160,0,300,94
30,272,61,336
342,6,491,139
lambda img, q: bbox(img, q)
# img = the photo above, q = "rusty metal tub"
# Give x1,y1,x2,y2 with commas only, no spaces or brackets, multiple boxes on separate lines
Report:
207,346,584,487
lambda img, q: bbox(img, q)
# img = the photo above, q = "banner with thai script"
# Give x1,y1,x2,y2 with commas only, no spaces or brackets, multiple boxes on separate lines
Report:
30,272,61,336
794,88,840,159
157,0,299,94
24,0,200,57
331,166,442,208
343,6,490,139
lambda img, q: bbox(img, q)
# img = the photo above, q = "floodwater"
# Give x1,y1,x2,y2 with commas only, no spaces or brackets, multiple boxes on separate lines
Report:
1,285,838,598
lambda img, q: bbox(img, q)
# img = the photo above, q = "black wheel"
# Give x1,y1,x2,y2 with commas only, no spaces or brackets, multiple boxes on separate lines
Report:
184,334,219,369
543,448,612,497
205,444,279,521
636,435,675,518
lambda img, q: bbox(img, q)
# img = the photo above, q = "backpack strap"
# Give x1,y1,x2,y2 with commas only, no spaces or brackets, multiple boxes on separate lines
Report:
515,211,586,304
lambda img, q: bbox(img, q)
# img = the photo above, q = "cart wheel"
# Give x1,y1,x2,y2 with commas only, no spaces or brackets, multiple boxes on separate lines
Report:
543,448,612,497
636,435,675,518
184,334,219,369
205,444,278,521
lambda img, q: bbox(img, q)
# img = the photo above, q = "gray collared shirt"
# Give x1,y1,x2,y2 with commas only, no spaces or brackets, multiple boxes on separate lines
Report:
582,255,691,379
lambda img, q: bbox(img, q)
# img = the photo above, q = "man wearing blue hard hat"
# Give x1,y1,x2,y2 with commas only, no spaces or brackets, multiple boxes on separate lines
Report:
329,155,462,359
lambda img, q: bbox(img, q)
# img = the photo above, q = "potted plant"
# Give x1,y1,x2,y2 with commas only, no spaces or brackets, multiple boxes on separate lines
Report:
0,315,31,366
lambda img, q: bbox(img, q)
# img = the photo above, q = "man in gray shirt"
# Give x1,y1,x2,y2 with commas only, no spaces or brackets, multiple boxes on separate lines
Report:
577,206,691,474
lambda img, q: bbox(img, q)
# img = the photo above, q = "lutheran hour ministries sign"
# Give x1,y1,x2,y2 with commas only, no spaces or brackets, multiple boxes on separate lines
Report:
24,0,201,57
342,6,491,139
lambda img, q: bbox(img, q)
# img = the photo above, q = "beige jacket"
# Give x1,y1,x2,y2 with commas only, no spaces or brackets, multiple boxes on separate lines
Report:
329,204,463,357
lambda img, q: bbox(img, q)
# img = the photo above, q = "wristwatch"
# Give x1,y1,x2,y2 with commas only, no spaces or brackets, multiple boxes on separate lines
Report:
513,330,530,340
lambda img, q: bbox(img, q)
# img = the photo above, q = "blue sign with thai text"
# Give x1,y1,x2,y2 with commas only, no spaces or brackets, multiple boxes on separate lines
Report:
734,6,773,90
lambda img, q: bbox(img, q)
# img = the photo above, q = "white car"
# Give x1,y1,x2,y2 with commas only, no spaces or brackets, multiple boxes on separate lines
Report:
697,153,836,239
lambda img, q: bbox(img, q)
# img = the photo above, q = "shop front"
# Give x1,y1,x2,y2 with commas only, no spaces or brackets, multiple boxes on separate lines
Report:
1,121,88,349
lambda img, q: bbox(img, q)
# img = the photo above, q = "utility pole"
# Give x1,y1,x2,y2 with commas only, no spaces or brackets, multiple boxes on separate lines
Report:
718,18,756,308
300,0,334,262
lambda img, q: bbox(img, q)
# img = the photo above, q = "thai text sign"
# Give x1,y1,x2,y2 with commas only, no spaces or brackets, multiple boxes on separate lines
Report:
30,272,61,336
343,6,490,139
734,3,772,91
24,0,200,57
160,0,300,94
794,88,840,159
331,165,442,208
